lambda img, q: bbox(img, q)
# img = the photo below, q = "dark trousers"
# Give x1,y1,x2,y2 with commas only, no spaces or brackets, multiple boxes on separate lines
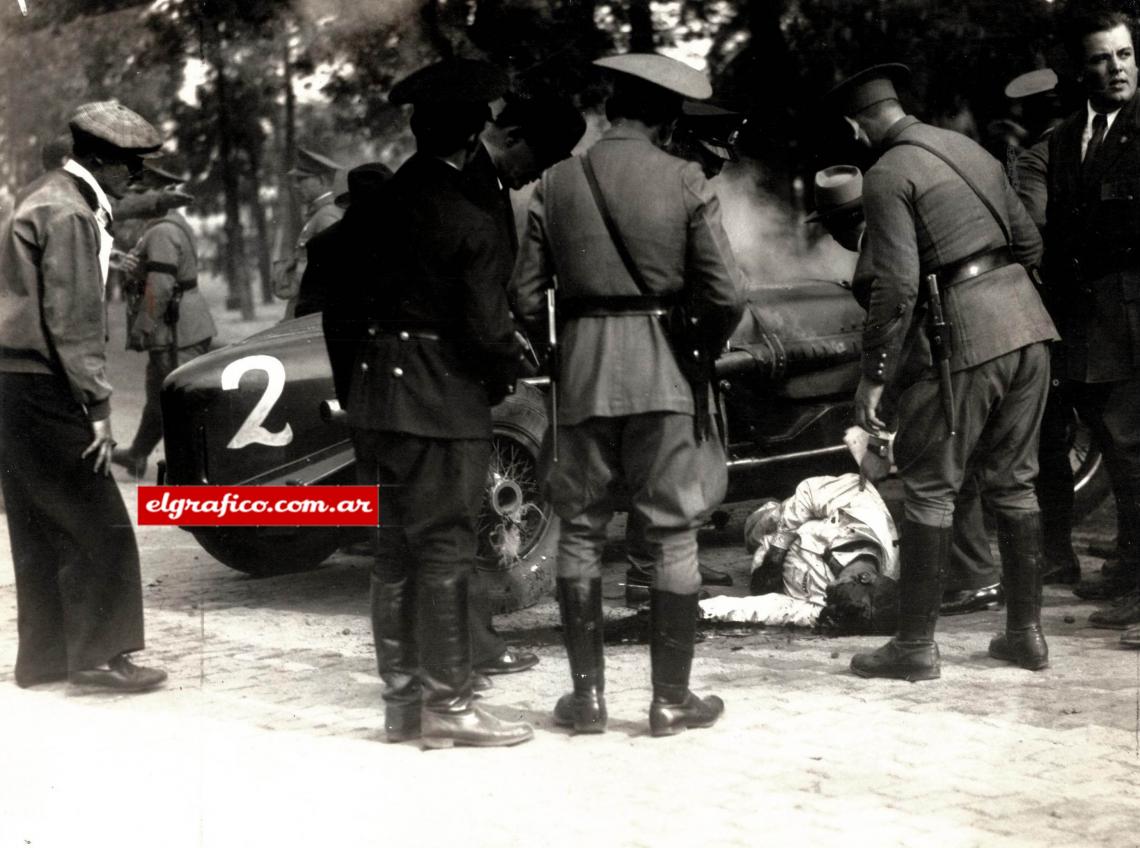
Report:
1072,376,1140,573
0,373,145,684
128,340,212,459
351,430,493,663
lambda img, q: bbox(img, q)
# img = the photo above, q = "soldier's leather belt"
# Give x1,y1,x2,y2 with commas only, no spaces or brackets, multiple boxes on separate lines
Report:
935,246,1014,289
559,295,670,318
178,279,197,291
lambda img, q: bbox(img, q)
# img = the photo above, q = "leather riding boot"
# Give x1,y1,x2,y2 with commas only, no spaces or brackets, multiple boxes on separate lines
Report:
370,574,421,742
851,520,948,681
417,571,533,749
553,578,607,733
989,512,1049,670
648,590,724,737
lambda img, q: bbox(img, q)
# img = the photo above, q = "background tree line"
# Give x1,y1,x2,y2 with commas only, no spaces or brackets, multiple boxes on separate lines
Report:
0,0,1125,313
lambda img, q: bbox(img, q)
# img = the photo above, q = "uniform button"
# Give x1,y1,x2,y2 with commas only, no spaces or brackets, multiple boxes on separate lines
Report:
367,326,377,337
398,331,410,341
392,367,404,378
361,362,369,372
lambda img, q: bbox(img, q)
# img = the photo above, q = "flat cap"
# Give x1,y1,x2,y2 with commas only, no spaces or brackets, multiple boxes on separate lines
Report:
68,101,162,154
289,146,343,178
389,59,509,107
594,53,712,100
1004,68,1058,99
824,63,911,115
806,164,863,222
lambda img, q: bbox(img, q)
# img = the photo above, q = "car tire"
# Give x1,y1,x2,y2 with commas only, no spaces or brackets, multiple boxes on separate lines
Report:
477,382,558,614
1071,413,1110,523
189,526,342,578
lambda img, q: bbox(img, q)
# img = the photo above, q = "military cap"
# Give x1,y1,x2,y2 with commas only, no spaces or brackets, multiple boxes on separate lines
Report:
1004,68,1058,99
289,146,343,178
824,63,911,115
389,59,509,107
140,163,187,187
68,101,162,155
593,53,712,100
806,164,863,222
497,94,586,162
680,101,746,161
335,162,393,208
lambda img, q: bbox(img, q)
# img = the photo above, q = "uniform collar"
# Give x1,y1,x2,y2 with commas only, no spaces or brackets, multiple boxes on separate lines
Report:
598,122,658,145
62,158,114,223
880,114,921,147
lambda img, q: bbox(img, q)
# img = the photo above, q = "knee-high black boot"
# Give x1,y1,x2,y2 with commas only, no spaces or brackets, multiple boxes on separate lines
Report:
553,578,607,733
851,520,949,681
989,512,1049,670
648,590,724,737
370,574,422,742
418,572,533,749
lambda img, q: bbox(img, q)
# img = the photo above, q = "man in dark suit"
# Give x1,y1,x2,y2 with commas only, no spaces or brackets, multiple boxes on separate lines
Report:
0,101,168,692
323,60,532,748
1044,10,1140,631
461,93,586,676
829,65,1058,681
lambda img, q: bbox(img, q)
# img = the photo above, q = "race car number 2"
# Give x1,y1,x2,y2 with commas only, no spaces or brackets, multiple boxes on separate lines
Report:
221,354,295,449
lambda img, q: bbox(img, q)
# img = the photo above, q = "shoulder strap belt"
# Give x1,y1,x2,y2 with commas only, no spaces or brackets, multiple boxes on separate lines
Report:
888,137,1014,249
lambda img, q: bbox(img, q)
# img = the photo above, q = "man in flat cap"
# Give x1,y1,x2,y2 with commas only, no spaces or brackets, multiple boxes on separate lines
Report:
112,165,216,479
828,65,1057,681
323,59,533,749
0,101,168,692
1042,12,1140,639
510,53,744,736
459,92,586,679
274,146,344,318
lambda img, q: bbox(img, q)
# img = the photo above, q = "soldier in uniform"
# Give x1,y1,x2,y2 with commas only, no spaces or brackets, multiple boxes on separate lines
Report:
323,59,533,749
807,165,1004,618
510,54,745,736
112,165,216,480
274,146,344,319
0,101,168,692
1043,11,1140,634
827,65,1058,680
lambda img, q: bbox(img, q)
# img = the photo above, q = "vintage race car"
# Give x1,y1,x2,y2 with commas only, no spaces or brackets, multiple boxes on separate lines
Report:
160,280,1108,612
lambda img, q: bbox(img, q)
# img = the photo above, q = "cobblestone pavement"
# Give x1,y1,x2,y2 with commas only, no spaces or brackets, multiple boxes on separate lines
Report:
0,295,1137,847
0,489,1137,848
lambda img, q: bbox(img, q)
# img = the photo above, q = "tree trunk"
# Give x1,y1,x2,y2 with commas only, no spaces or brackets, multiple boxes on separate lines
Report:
246,141,274,306
208,28,254,319
628,0,654,53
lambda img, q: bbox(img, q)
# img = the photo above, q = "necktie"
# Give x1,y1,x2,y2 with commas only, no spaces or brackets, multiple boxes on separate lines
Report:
1083,111,1108,176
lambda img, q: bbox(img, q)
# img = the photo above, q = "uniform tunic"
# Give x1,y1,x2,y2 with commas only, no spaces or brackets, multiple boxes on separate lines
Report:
125,211,216,458
861,117,1057,527
511,124,744,593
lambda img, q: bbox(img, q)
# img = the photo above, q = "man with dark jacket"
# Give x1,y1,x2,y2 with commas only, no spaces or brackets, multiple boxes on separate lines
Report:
511,53,744,736
829,65,1058,681
460,93,586,677
323,60,532,749
0,101,168,692
1043,11,1140,632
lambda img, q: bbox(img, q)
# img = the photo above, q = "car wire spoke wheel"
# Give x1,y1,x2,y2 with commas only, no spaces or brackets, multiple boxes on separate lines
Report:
478,433,548,568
